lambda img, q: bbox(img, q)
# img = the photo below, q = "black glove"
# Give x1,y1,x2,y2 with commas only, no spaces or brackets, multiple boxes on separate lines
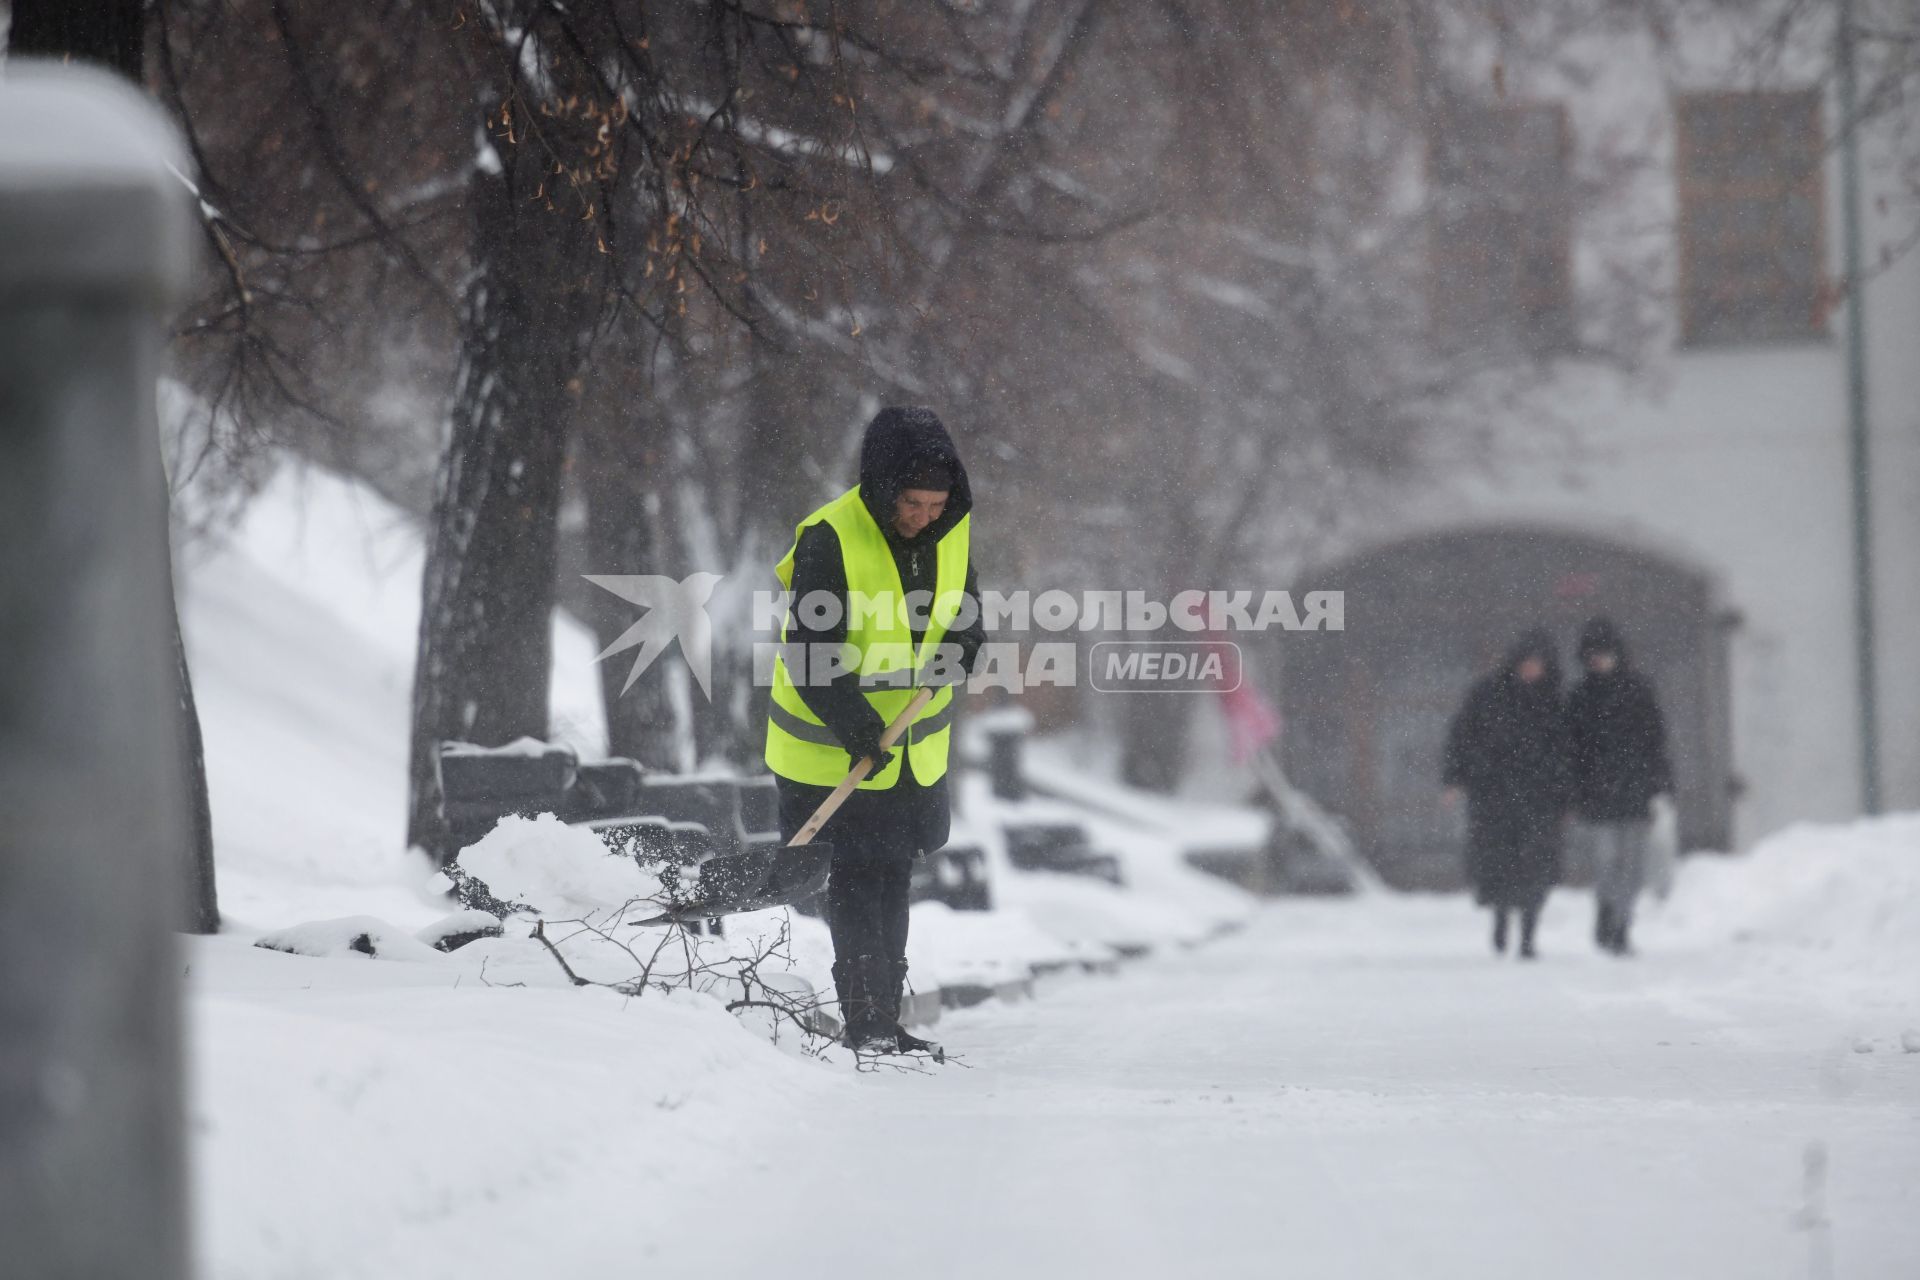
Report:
842,723,895,771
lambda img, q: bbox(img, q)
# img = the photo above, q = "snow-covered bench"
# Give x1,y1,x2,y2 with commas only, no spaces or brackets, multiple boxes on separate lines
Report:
435,740,829,923
1001,819,1124,884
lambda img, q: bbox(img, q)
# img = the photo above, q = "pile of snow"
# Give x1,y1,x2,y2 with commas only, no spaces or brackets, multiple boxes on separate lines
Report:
1655,812,1920,957
450,814,665,921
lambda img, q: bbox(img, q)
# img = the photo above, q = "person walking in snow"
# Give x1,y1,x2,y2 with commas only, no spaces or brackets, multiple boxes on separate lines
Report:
763,407,985,1055
1442,629,1573,959
1565,617,1673,956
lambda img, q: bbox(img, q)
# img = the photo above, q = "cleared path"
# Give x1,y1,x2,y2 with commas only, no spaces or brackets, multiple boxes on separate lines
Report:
645,895,1920,1280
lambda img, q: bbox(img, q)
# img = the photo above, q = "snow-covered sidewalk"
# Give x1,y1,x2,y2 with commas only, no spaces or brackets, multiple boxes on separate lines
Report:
191,886,1920,1280
630,893,1919,1280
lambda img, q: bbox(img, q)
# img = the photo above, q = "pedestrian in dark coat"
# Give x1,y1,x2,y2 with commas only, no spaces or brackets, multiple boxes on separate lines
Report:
1442,628,1573,958
770,407,986,1054
1566,616,1673,956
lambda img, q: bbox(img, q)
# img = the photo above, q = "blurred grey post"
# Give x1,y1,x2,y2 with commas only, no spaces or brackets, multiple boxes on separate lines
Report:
1836,0,1882,816
0,64,196,1278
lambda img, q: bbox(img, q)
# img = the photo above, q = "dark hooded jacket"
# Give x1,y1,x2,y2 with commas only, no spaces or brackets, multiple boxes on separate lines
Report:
1443,629,1574,905
774,408,986,855
1565,617,1673,822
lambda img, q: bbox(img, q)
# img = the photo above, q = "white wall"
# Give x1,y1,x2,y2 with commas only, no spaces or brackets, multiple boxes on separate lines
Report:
1299,16,1920,849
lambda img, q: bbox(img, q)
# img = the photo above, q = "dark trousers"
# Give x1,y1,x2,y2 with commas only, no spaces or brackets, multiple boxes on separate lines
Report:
825,855,913,1039
777,765,948,1041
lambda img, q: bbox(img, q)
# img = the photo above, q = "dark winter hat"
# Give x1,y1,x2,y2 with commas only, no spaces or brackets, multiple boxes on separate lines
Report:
1577,616,1627,663
900,456,954,492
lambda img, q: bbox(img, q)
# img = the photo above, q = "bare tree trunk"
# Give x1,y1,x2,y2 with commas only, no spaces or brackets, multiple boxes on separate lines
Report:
580,385,679,768
405,107,601,856
168,576,220,932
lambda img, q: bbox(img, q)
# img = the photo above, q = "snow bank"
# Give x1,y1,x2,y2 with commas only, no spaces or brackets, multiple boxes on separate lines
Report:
1655,812,1920,956
176,456,608,931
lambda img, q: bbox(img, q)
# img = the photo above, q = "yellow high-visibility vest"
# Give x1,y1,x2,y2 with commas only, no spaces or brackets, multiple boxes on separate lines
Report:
763,486,970,788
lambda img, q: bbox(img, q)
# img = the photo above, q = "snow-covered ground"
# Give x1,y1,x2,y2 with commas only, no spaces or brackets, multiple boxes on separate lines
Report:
176,460,1920,1278
690,881,1920,1280
189,842,1920,1279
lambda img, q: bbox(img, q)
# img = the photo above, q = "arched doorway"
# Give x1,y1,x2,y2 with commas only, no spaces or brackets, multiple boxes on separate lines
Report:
1279,527,1735,889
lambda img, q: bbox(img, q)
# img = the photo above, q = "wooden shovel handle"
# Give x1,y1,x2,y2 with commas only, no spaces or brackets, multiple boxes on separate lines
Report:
787,686,936,848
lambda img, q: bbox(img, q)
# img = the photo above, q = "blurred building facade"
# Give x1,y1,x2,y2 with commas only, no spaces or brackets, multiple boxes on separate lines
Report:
1276,16,1920,885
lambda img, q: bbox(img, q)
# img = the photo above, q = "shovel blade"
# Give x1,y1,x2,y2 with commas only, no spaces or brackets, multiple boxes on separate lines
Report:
636,841,833,925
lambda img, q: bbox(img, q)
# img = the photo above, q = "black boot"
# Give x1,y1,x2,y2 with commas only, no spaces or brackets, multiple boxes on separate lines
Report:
1612,915,1634,957
1595,904,1616,952
835,953,893,1048
878,960,945,1057
1492,909,1510,955
881,959,909,1030
891,1026,944,1057
1518,905,1540,959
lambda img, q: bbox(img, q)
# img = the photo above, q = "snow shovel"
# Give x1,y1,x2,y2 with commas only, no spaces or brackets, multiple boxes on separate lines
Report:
632,687,935,926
